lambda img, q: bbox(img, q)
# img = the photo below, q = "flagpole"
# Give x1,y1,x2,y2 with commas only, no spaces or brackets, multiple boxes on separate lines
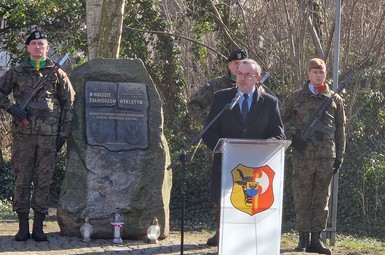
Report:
333,0,341,91
324,0,342,246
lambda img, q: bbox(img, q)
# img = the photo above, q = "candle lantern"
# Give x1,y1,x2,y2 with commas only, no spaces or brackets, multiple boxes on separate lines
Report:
147,217,160,244
111,213,124,244
80,216,93,242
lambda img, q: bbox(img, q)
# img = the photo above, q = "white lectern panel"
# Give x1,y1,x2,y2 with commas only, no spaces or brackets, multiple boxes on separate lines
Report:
215,139,290,255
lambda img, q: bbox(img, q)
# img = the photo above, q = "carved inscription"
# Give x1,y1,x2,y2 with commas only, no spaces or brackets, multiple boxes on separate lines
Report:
85,81,149,151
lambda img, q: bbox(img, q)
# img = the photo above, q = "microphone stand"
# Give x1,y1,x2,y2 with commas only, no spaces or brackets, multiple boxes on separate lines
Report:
167,102,233,255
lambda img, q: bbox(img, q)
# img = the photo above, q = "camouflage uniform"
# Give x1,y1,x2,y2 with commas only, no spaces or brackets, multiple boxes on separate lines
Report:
0,58,75,214
188,73,235,126
281,81,346,232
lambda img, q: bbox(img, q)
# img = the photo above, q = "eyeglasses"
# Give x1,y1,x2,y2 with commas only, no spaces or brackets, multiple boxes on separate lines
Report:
237,71,257,80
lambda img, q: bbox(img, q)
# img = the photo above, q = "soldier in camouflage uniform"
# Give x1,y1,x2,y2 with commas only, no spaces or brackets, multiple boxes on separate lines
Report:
281,58,346,254
0,29,75,242
188,49,248,126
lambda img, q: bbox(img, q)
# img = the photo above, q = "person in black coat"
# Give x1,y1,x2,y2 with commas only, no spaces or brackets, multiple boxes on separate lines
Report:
202,58,285,246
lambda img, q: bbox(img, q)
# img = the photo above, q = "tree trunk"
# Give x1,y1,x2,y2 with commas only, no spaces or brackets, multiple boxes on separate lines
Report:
96,0,125,58
86,0,124,59
86,0,103,60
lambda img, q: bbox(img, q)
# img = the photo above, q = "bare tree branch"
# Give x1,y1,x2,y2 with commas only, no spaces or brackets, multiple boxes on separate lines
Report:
308,15,325,58
206,0,239,49
125,26,227,59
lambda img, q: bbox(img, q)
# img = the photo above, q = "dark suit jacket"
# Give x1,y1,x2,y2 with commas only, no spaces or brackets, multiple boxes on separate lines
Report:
201,86,286,203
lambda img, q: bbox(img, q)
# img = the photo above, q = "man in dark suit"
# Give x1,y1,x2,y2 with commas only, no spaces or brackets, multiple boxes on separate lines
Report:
202,58,285,246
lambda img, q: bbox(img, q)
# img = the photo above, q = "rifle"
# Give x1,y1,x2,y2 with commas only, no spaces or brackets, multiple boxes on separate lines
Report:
20,53,70,126
292,70,353,159
259,71,270,84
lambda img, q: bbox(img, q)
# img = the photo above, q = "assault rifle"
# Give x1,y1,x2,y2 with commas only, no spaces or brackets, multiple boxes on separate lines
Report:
20,53,70,126
292,70,353,159
259,71,270,84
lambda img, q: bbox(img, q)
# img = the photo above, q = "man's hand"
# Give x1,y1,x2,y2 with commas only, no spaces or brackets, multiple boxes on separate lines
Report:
56,135,67,152
7,104,27,121
333,158,342,174
291,135,306,152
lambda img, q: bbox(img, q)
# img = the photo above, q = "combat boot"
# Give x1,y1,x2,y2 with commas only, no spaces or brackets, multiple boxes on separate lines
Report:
32,211,48,242
294,231,309,251
206,231,219,246
306,232,331,255
15,212,30,241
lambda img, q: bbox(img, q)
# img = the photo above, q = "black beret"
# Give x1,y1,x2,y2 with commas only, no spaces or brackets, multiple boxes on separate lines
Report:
25,30,47,45
227,49,247,62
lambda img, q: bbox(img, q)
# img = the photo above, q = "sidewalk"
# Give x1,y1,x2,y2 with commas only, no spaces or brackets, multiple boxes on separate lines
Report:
1,218,361,255
0,219,217,255
0,210,344,255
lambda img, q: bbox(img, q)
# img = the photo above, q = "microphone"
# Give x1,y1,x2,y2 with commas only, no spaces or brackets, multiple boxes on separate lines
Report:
227,91,243,110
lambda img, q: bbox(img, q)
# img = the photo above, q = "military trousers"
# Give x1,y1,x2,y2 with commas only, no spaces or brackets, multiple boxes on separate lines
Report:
11,133,57,214
292,157,334,232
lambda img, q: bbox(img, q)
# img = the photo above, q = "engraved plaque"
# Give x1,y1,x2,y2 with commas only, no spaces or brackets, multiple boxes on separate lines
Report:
85,81,149,151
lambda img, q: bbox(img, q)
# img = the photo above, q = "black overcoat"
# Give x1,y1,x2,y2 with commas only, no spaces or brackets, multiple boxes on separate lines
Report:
202,86,286,203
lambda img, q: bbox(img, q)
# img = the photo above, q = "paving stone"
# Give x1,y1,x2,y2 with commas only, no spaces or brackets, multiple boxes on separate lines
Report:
0,220,217,254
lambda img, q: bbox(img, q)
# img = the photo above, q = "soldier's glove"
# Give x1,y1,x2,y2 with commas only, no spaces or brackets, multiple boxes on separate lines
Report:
333,158,342,174
7,104,27,121
56,135,67,152
291,135,306,152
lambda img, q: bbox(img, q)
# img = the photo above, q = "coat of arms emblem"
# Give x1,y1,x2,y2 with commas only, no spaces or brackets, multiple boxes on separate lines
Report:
230,164,275,215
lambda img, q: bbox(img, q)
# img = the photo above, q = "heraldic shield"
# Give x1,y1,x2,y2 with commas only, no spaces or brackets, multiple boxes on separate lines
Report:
230,164,275,216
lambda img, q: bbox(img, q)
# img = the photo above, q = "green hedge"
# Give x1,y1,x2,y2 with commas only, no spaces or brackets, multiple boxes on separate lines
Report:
0,161,14,201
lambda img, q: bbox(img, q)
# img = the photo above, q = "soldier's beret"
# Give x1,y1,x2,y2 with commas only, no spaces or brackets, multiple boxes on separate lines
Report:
25,30,47,45
227,49,248,62
308,58,326,70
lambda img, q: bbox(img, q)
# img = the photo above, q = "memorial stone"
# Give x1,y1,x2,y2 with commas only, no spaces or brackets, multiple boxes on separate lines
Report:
57,58,172,240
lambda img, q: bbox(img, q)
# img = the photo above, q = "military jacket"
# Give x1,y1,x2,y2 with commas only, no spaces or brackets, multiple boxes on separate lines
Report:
281,82,346,161
188,74,235,125
0,58,75,136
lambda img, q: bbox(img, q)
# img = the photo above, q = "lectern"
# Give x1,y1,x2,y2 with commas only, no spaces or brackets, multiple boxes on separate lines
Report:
214,138,290,255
